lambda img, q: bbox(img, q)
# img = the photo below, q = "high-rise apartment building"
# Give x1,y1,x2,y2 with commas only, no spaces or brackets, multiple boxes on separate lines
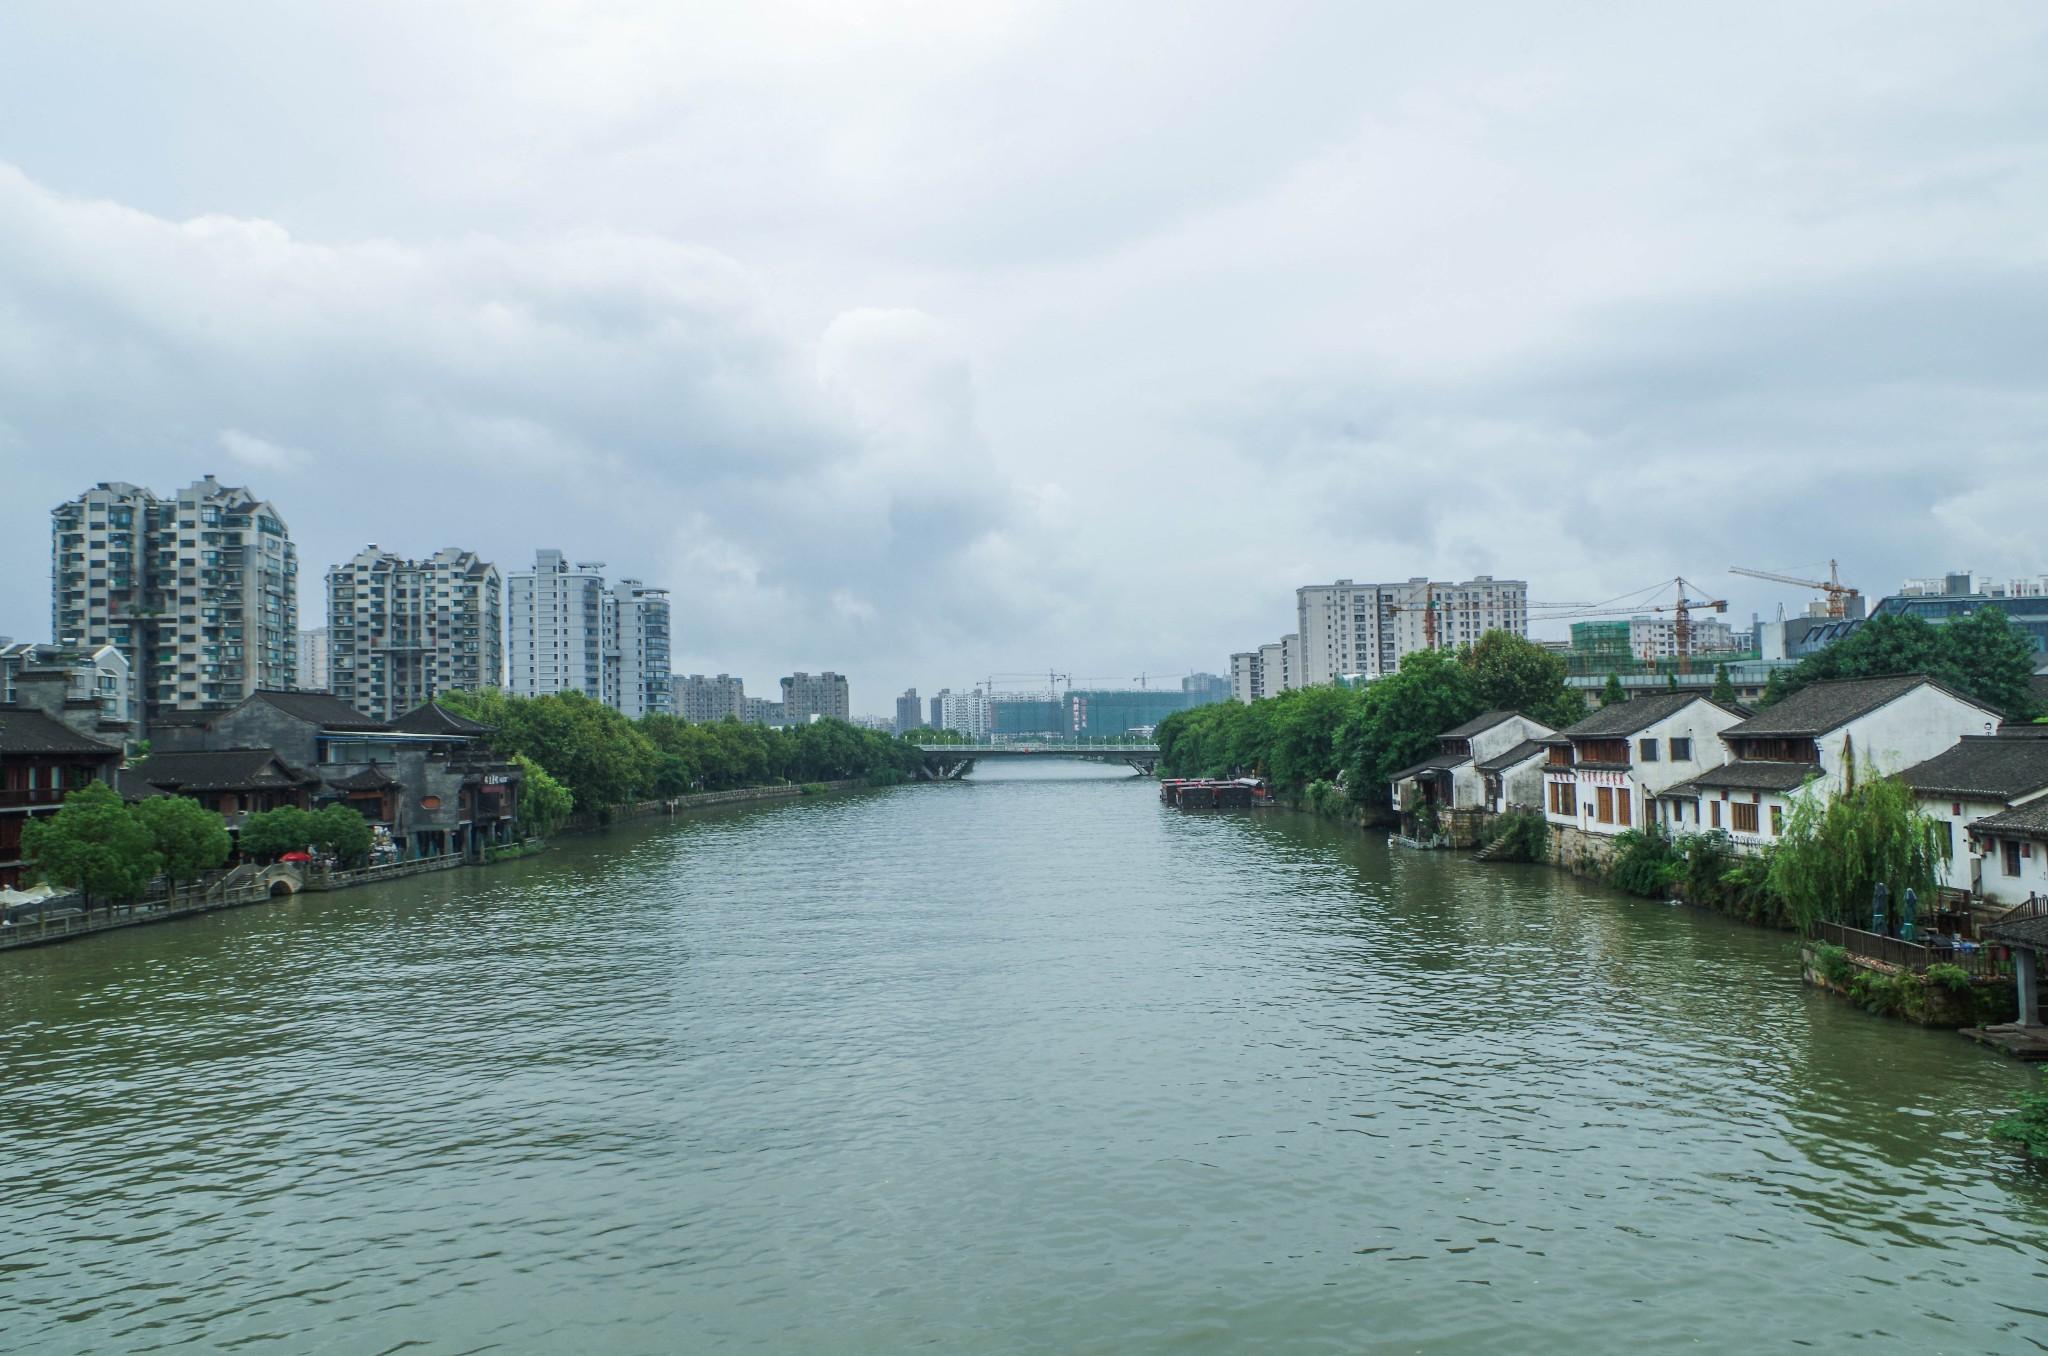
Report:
506,552,673,718
297,627,330,690
781,671,851,724
50,476,297,727
935,687,992,739
675,673,746,723
508,551,609,702
1229,651,1262,704
1258,638,1289,695
326,546,502,721
1295,576,1528,685
1182,672,1231,706
895,688,922,734
611,581,673,718
741,696,786,726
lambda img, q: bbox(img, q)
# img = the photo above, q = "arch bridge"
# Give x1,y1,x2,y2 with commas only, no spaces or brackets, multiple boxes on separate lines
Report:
913,740,1159,780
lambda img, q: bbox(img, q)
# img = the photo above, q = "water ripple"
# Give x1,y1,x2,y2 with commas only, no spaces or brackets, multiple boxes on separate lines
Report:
4,763,2047,1353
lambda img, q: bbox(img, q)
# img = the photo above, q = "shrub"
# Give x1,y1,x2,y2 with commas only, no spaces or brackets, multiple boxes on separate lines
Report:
1810,941,1853,986
1925,962,1974,994
1991,1075,2048,1162
1607,828,1683,898
1847,969,1908,1017
1302,779,1344,818
1484,810,1550,863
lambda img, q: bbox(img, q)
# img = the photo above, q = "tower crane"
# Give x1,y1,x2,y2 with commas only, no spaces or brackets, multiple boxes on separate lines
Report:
1730,560,1859,619
1665,578,1728,675
1381,584,1442,649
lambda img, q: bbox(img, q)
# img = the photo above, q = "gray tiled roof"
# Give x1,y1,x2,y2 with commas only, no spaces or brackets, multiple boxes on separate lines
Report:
1724,675,1993,739
1558,692,1743,740
1982,898,2048,948
1440,710,1521,740
327,764,401,791
388,702,490,736
250,689,389,732
1965,799,2048,842
1476,739,1548,774
1897,736,2048,800
1390,751,1468,781
0,707,122,757
1660,761,1821,797
122,748,317,794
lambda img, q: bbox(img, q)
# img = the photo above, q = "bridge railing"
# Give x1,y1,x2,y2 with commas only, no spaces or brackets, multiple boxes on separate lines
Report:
914,741,1159,752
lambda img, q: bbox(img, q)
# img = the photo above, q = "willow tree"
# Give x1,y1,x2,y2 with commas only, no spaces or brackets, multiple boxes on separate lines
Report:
1768,768,1950,932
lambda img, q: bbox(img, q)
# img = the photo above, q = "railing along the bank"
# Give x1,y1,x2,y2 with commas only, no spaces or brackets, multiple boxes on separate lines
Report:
1809,920,2005,977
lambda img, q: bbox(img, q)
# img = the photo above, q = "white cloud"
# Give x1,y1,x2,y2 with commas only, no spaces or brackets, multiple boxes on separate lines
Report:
218,428,316,471
3,3,2048,706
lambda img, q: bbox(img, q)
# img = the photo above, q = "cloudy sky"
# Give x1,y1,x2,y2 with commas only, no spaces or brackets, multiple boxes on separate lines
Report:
3,2,2045,712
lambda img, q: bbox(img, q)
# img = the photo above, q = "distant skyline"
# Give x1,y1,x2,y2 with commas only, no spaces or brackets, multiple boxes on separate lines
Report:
5,3,2046,706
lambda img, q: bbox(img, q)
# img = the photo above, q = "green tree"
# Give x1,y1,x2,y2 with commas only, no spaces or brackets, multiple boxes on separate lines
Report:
1938,606,2038,717
1461,631,1583,728
238,806,318,861
20,782,161,913
1666,671,1680,692
1762,608,2037,717
1768,772,1949,932
1710,663,1737,705
442,688,658,817
1602,672,1627,707
1336,648,1483,798
131,795,231,902
311,804,373,867
513,753,573,835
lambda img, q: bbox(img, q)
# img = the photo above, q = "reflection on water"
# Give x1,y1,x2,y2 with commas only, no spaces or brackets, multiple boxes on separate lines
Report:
3,760,2045,1354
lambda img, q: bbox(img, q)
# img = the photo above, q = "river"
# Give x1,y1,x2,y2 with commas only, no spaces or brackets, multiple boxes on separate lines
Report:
4,761,2046,1353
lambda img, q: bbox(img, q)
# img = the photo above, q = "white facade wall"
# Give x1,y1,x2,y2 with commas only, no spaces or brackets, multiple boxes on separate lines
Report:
1964,814,2048,904
508,550,609,703
1627,614,1739,659
1447,715,1552,808
1674,684,2000,853
1551,701,1745,838
1913,794,2043,901
296,628,329,690
1258,641,1286,696
936,688,992,738
505,552,671,717
1490,753,1549,814
1229,651,1261,704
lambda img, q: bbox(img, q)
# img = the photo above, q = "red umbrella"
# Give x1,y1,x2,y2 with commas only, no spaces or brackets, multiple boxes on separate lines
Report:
279,851,314,863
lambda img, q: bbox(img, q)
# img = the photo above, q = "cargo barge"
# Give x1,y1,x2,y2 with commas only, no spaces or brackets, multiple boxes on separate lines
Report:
1159,777,1272,810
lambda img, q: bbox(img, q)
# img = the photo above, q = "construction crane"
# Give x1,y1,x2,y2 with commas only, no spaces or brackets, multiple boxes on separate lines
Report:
1665,578,1728,675
1527,577,1727,673
1381,584,1443,649
1730,560,1859,619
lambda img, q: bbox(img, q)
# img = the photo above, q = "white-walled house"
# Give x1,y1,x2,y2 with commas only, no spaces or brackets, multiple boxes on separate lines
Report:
1540,692,1748,840
1478,739,1549,814
1656,675,2003,853
1898,735,2048,906
1389,710,1555,817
